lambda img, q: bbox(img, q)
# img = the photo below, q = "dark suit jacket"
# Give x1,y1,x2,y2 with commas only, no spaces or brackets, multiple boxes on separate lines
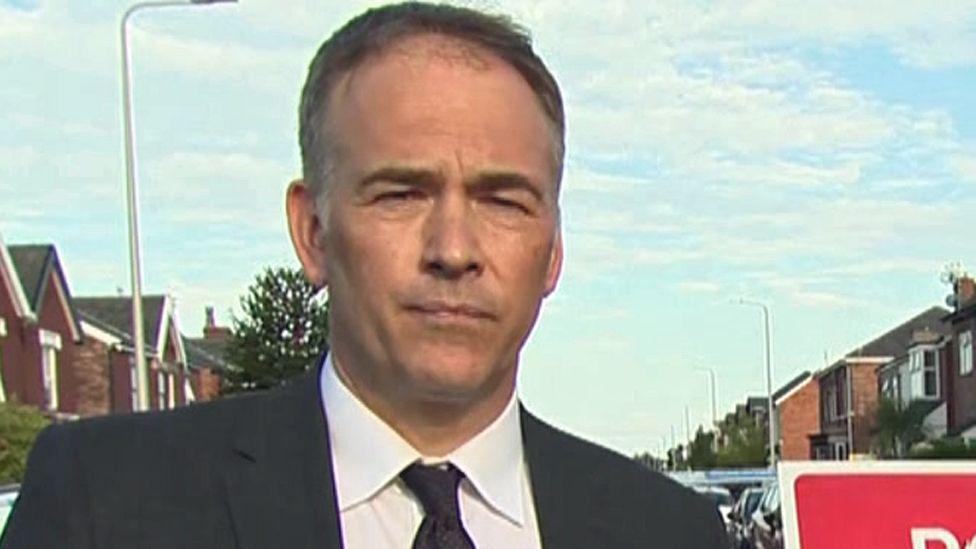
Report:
1,369,726,548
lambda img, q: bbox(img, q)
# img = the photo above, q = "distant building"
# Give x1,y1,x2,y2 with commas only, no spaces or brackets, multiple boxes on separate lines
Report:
876,326,951,438
1,241,85,419
74,295,191,413
943,276,976,440
773,371,819,460
809,306,950,460
183,306,230,402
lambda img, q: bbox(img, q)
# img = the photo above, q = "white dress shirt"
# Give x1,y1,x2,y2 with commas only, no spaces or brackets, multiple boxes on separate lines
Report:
319,353,543,549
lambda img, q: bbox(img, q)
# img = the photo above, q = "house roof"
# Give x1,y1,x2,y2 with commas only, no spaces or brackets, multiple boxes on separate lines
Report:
7,244,82,340
746,396,768,413
0,234,32,320
773,371,812,404
74,295,167,354
819,306,952,378
8,245,49,311
183,337,230,371
848,306,950,359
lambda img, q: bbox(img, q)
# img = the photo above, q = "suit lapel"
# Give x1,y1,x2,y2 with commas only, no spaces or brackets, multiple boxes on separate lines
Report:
223,368,343,549
521,408,616,549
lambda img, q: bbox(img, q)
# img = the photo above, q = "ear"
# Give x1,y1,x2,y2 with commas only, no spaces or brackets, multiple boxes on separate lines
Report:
543,230,563,297
286,179,329,288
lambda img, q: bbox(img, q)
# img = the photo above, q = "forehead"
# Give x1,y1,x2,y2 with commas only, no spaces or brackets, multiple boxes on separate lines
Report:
324,34,561,187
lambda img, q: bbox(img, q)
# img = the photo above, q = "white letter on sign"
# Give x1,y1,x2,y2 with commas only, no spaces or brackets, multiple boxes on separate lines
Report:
911,528,959,549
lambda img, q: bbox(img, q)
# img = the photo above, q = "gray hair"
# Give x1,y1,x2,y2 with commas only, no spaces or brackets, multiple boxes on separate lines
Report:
298,2,566,216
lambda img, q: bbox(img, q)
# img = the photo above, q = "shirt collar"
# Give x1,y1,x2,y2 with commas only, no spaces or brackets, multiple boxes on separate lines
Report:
319,353,526,525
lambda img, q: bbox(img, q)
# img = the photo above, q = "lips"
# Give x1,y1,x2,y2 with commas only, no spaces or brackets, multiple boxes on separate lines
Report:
404,300,496,321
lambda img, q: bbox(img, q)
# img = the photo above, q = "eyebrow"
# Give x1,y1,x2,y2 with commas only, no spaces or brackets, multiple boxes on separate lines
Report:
358,165,544,202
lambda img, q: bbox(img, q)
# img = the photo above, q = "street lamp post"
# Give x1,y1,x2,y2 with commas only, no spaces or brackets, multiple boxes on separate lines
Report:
120,0,235,411
694,366,718,453
694,366,718,427
735,298,776,467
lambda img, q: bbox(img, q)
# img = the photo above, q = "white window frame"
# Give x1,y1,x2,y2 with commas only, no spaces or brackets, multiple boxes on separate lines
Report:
167,372,175,408
834,442,848,461
960,331,973,376
909,347,940,399
825,386,837,421
39,330,61,411
129,358,139,412
0,317,6,403
157,370,167,410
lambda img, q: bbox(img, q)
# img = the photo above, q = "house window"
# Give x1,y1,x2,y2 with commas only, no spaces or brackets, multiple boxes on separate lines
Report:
167,373,176,408
129,359,139,412
961,331,973,376
834,442,848,461
909,348,940,399
39,330,61,411
0,317,6,403
157,371,167,410
836,374,848,418
824,385,837,421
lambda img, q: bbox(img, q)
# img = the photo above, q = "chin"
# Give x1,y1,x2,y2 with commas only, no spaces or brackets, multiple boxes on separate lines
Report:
403,355,506,403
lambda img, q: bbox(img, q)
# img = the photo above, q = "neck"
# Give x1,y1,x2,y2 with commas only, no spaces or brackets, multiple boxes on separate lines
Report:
331,355,515,457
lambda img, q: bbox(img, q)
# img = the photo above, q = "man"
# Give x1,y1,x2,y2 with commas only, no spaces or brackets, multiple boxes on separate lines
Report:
2,3,726,548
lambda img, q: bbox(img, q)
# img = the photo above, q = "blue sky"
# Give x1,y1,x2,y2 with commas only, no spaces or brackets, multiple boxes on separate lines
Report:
2,0,975,456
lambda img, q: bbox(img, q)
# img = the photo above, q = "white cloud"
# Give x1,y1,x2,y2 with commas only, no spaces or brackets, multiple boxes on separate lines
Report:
144,150,293,232
677,281,722,294
952,152,976,183
132,27,304,95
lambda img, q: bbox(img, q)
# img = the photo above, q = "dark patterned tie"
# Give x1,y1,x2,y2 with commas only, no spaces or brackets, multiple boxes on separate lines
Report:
400,462,477,549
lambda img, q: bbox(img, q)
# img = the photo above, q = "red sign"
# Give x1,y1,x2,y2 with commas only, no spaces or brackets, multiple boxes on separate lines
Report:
780,462,976,549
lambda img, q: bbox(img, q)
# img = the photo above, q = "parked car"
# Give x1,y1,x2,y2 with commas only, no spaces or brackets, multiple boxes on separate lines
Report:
726,486,764,549
693,485,734,525
749,482,783,549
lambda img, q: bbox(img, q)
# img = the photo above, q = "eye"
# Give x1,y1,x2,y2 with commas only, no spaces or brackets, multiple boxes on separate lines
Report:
485,195,530,214
374,188,424,202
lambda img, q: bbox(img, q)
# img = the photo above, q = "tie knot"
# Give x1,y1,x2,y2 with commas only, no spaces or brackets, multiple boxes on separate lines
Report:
400,462,465,520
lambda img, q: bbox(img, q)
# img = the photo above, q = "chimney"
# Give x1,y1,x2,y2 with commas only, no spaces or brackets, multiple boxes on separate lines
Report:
203,307,231,342
957,276,976,308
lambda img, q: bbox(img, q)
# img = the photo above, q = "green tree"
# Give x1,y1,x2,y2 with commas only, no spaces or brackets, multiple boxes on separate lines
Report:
633,451,665,471
687,427,718,470
0,400,50,484
224,266,329,393
873,398,929,458
716,414,767,468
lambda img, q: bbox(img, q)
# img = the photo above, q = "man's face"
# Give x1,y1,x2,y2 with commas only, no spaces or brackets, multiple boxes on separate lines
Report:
298,35,562,407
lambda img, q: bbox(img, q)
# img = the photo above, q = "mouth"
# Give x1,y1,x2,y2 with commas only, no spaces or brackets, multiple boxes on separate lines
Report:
404,300,496,322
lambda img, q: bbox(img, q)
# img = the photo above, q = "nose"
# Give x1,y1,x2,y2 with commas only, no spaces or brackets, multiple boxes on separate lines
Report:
421,192,484,280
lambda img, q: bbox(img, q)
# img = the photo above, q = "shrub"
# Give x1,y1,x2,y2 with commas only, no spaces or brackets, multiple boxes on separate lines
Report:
0,401,50,484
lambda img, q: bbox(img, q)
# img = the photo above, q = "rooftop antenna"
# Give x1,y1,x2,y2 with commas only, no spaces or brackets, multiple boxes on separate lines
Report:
941,262,969,310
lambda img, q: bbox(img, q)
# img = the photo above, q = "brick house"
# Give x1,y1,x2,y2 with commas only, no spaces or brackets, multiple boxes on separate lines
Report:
183,306,230,402
1,242,85,418
74,295,191,413
943,276,976,439
0,235,32,404
773,371,819,460
876,327,951,439
809,306,950,460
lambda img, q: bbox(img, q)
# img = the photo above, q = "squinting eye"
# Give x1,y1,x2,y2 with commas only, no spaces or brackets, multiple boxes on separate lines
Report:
376,190,422,202
488,196,530,213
